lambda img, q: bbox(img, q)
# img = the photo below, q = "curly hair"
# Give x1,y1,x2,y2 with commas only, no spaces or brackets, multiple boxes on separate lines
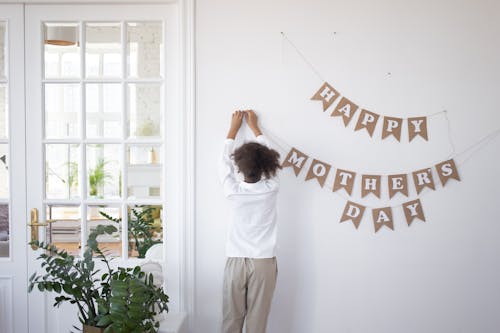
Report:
232,142,281,183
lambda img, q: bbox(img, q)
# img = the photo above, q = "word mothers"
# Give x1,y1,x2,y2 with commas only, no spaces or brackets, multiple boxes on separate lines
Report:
282,147,461,232
311,82,429,142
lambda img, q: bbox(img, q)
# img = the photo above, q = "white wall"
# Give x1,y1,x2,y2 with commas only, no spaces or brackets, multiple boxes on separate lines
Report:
194,0,500,332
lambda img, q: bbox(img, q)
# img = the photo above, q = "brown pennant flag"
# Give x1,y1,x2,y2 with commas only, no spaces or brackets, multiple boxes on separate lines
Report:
330,97,359,127
412,168,435,194
310,82,340,111
408,117,428,141
372,207,394,232
305,159,331,188
354,110,380,137
402,199,426,226
435,159,460,187
388,174,409,198
332,169,356,195
361,175,381,198
382,116,403,141
340,201,366,229
282,147,309,177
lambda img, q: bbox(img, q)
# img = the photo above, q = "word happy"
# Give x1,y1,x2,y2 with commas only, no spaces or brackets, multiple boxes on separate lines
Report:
311,82,429,142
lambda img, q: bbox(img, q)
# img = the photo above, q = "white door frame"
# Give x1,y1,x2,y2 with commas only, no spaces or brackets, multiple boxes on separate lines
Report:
0,4,28,333
23,1,196,332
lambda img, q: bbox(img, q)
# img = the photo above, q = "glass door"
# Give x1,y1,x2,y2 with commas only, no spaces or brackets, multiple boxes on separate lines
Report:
26,4,181,332
0,4,28,333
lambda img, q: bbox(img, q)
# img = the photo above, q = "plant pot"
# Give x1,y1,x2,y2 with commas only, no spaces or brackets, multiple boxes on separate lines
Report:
83,325,105,333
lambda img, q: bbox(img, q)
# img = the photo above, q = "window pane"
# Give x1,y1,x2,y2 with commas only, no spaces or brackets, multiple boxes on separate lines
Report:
0,85,7,139
127,204,162,258
127,144,162,199
127,84,161,138
85,23,121,78
0,144,8,199
0,204,8,258
45,144,80,199
44,23,80,79
127,22,163,78
0,22,6,80
45,84,80,138
46,205,80,256
86,144,121,199
86,83,122,138
87,205,122,257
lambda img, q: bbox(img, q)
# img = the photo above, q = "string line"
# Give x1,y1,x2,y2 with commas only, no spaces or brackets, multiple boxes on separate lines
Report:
281,31,454,142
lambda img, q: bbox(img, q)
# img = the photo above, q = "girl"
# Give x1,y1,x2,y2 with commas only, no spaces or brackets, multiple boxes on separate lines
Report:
219,110,281,333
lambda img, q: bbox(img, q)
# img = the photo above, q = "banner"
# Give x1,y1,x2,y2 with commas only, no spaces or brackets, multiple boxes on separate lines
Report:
402,199,425,226
388,174,409,198
305,159,331,187
331,97,358,126
382,116,403,141
311,82,340,111
282,147,309,176
435,159,460,186
372,207,394,232
282,147,459,199
340,201,365,229
332,169,356,195
408,117,428,141
311,82,431,142
354,109,379,137
412,168,435,194
361,175,381,198
279,146,464,232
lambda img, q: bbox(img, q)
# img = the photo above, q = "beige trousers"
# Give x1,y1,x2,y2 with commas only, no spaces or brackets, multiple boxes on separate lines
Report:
222,257,277,333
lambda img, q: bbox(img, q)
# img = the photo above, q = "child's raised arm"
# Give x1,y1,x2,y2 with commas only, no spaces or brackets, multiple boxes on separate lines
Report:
244,110,262,137
227,110,244,139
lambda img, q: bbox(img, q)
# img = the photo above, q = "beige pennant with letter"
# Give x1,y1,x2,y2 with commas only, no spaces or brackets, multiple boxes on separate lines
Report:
282,147,309,177
340,201,365,229
382,116,403,141
331,97,358,127
361,174,381,198
388,174,409,198
408,116,428,141
305,159,331,187
412,168,435,194
332,169,356,195
354,109,379,137
402,199,425,226
372,207,394,232
435,159,460,186
311,82,340,111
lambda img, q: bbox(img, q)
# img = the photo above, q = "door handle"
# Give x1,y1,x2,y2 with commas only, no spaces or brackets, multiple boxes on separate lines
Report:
28,208,57,249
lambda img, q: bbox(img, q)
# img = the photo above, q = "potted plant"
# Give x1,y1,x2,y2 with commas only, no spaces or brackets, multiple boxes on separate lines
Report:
89,158,112,198
28,225,169,333
100,206,162,258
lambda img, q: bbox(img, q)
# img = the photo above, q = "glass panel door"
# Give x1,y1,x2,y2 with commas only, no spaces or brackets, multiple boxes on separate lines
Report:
41,20,164,259
26,5,181,332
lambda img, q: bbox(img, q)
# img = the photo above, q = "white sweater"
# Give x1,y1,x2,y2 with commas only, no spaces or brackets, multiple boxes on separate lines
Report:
219,135,279,258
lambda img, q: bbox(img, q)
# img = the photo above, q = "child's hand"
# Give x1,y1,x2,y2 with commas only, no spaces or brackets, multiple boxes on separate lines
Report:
227,111,244,139
245,110,262,136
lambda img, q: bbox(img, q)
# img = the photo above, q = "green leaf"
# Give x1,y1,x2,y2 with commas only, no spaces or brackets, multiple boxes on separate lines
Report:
96,316,112,327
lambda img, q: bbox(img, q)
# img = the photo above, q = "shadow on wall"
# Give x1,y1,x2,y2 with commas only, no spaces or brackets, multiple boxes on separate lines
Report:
268,180,318,333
